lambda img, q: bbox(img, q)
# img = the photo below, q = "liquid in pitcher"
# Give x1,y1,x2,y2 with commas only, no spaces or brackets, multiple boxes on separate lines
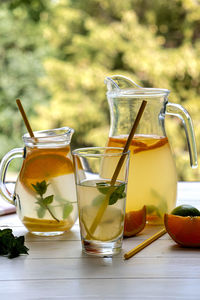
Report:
14,145,78,235
107,135,177,224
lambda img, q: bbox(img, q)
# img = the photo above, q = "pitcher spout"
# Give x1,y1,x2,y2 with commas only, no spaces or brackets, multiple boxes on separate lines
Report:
105,75,142,92
105,75,169,99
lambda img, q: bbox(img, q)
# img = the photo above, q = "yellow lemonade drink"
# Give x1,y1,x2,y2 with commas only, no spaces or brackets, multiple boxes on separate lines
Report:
107,135,177,224
77,179,126,243
14,145,78,235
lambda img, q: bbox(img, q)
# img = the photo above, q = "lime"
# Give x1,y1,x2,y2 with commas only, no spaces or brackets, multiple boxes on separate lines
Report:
171,204,200,217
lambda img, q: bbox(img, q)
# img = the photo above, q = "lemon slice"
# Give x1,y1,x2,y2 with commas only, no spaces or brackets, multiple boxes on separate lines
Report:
23,216,74,232
20,146,74,190
80,206,124,241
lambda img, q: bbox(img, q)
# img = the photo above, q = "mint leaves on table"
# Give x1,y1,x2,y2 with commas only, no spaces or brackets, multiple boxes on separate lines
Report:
94,182,126,206
32,180,60,222
0,229,29,259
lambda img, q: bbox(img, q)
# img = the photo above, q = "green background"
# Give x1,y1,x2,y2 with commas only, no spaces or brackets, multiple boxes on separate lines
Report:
0,0,200,180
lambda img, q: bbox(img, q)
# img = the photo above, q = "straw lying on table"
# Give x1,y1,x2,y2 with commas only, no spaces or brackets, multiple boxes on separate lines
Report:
124,228,167,260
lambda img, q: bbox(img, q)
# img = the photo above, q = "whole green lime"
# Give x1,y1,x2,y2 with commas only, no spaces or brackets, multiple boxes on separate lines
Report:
171,204,200,217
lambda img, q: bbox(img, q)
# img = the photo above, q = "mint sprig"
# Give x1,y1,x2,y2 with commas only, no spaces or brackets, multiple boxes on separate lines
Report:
94,182,126,206
0,229,29,259
32,180,59,222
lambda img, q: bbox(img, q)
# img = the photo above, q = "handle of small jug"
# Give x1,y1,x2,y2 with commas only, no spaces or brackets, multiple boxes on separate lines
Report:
166,102,198,168
0,148,24,204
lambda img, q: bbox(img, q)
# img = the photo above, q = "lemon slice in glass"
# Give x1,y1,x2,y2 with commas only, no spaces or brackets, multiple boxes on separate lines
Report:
81,206,124,241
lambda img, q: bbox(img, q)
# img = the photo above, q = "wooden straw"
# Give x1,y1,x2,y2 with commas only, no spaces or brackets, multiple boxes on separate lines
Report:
16,99,35,138
124,228,166,260
86,100,147,238
111,100,147,185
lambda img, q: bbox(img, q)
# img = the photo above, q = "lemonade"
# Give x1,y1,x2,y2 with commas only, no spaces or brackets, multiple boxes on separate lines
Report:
73,146,129,256
14,146,78,235
107,135,177,224
77,179,126,253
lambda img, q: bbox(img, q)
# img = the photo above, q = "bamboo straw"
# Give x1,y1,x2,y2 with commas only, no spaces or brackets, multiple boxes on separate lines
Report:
86,100,147,239
110,100,147,185
124,228,166,260
16,99,35,138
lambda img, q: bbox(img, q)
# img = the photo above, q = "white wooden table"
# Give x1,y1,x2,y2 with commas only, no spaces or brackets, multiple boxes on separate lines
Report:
0,182,200,300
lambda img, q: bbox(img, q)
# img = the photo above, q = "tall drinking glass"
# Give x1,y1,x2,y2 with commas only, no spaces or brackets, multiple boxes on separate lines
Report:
73,147,130,257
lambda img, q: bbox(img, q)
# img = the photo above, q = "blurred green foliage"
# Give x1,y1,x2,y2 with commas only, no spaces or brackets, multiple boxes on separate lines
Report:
0,1,50,154
0,0,200,180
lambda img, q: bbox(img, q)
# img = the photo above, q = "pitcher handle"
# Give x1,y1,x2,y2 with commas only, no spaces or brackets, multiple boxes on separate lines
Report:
166,102,198,168
0,148,24,204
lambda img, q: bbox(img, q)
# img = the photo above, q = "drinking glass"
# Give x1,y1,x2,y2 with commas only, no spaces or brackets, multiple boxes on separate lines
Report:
73,147,130,257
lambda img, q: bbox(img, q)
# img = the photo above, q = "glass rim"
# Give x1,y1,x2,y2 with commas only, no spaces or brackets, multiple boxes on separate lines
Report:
23,126,74,142
107,88,170,98
72,147,130,157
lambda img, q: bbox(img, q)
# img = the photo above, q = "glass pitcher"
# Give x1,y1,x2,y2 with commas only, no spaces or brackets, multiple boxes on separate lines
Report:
105,75,198,225
0,127,78,236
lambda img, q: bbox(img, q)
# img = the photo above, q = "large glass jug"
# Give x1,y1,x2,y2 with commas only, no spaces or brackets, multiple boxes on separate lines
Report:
105,75,198,225
0,127,78,236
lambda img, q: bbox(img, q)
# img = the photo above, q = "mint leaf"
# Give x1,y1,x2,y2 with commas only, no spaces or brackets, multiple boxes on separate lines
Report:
37,206,46,218
43,195,54,205
96,182,126,206
146,205,157,214
115,184,125,195
0,228,13,238
0,229,14,255
109,192,119,205
9,236,29,259
0,229,29,259
146,205,161,217
32,180,48,196
96,182,110,194
63,202,73,219
119,192,126,199
33,180,73,222
32,180,59,222
108,183,126,205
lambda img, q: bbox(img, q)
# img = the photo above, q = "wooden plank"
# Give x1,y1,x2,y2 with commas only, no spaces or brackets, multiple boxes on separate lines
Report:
0,257,200,281
1,237,195,259
0,278,200,299
0,181,199,300
0,213,21,226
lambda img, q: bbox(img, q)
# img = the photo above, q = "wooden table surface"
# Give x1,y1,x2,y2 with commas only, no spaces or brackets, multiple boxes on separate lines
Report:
0,182,200,300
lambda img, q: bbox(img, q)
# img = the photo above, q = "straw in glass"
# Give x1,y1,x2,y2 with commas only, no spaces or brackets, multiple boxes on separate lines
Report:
85,100,147,239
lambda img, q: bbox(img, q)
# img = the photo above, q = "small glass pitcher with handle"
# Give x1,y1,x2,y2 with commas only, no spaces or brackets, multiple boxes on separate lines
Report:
105,75,198,225
0,127,78,236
